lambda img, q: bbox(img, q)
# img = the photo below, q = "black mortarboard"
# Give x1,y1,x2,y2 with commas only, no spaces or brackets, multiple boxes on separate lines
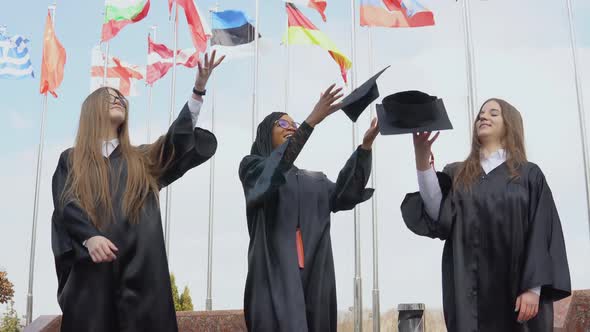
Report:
376,90,453,135
340,65,390,122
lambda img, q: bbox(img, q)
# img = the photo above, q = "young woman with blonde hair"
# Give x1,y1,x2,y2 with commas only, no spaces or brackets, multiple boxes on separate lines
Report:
51,52,223,332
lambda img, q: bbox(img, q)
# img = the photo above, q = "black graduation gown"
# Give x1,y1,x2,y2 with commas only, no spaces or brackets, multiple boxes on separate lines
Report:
51,104,217,332
401,162,571,332
238,123,374,332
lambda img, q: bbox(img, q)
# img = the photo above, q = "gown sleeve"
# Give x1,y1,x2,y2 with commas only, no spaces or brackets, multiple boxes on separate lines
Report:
400,163,456,240
156,103,218,188
519,165,571,301
239,121,314,209
328,146,374,213
51,150,100,260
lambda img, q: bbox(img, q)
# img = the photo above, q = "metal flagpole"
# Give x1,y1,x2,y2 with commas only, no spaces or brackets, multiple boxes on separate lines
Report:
461,0,477,140
103,0,109,85
284,9,290,114
367,27,380,332
205,3,219,311
26,4,55,325
164,1,179,257
565,0,590,239
146,25,157,143
350,1,362,331
252,0,260,141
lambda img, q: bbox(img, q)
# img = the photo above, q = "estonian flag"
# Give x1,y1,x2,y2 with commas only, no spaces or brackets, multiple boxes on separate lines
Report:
211,10,258,46
211,10,269,60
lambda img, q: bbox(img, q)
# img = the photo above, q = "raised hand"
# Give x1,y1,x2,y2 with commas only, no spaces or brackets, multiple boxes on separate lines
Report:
413,131,439,171
86,236,118,263
194,50,226,91
305,84,344,127
361,118,379,150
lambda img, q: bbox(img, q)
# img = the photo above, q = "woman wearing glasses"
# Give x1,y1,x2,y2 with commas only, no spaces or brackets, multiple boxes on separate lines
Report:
238,84,379,332
51,52,223,332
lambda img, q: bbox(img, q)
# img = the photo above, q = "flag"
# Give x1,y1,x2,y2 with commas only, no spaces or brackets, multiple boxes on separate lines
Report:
284,0,327,22
102,0,150,42
285,3,351,83
91,46,145,96
360,0,435,27
147,35,199,85
211,10,256,46
169,0,211,53
0,34,34,79
40,11,66,97
210,10,268,60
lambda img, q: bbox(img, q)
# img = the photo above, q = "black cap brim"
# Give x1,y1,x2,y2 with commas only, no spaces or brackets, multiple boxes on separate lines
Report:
340,65,390,122
376,103,453,135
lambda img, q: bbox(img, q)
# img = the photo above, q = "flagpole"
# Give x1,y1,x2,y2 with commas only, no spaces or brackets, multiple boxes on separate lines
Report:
350,0,362,331
164,1,179,258
146,25,157,143
205,3,219,311
565,0,590,240
367,27,380,332
26,4,55,325
103,0,109,85
284,11,290,114
461,0,477,140
252,0,260,141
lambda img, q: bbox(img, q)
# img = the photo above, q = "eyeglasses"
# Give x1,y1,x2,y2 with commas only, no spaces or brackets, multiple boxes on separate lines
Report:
275,119,300,130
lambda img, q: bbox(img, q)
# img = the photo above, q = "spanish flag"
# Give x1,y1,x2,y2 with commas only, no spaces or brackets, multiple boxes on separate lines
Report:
285,3,351,83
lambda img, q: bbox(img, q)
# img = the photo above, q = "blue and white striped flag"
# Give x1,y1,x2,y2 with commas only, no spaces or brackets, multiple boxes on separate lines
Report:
0,34,34,79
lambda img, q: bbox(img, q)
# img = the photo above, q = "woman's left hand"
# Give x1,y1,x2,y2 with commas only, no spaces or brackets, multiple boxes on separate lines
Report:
194,50,225,91
361,118,379,150
515,291,540,323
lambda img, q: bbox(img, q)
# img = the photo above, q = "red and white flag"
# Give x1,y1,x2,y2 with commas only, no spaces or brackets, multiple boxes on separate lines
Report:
90,45,145,96
284,0,327,21
168,0,211,52
146,35,199,85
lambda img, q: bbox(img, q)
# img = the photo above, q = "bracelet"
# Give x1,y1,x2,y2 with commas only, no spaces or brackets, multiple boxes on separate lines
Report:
193,87,206,96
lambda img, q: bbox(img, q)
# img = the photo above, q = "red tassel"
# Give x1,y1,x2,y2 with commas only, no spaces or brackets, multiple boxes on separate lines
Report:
296,228,304,269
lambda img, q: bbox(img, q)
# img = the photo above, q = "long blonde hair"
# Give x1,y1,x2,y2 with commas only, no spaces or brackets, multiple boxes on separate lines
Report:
61,87,172,229
454,98,527,190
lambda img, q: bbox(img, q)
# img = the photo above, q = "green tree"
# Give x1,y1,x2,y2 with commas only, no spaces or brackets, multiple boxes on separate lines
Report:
0,300,22,332
178,286,194,311
170,274,194,311
170,274,181,311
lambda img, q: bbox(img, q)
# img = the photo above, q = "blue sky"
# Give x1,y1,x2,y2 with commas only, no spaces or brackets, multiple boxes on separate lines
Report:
1,0,590,322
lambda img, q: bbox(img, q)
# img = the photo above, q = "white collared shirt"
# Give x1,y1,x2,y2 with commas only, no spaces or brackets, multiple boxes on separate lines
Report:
86,95,203,248
416,149,540,295
101,95,203,158
417,148,507,219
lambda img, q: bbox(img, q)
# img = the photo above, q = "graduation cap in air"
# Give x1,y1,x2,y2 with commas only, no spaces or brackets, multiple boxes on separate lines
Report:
376,90,453,135
340,66,390,122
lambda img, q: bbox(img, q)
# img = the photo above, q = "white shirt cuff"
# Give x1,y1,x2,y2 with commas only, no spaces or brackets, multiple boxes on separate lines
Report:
187,95,203,128
417,166,443,220
530,286,541,296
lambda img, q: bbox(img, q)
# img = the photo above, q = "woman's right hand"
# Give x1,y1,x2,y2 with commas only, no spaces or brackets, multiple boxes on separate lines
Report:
413,131,439,171
86,236,118,263
306,84,344,127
